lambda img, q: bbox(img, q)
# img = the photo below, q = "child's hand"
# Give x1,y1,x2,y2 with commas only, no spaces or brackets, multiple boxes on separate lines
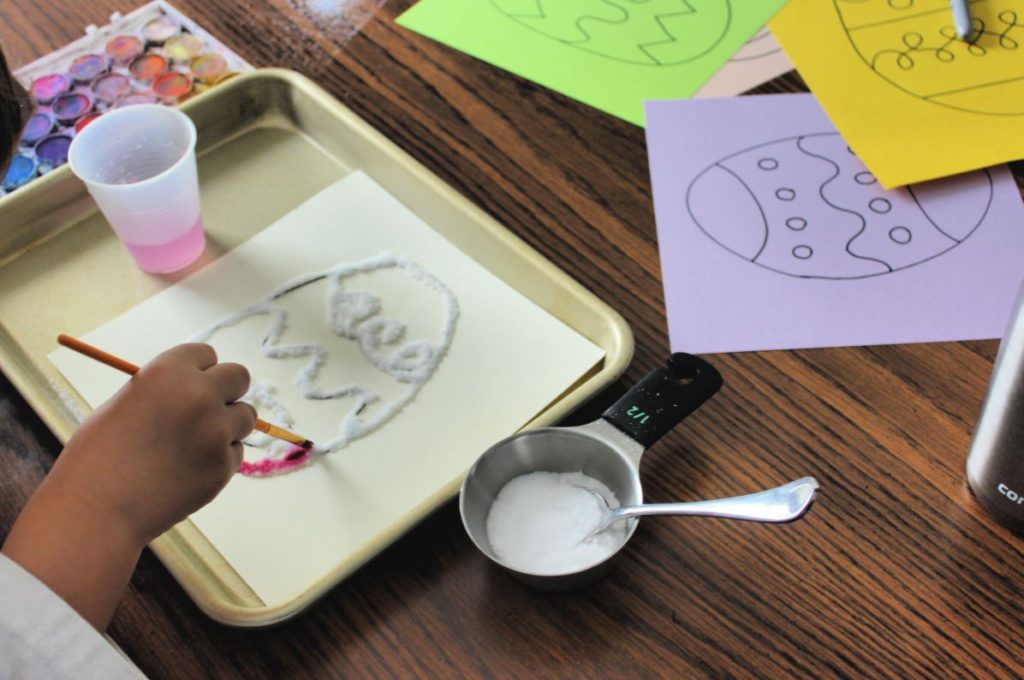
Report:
2,343,255,629
56,343,256,544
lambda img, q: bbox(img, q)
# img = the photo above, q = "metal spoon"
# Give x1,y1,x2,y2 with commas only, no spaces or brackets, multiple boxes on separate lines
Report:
582,476,819,542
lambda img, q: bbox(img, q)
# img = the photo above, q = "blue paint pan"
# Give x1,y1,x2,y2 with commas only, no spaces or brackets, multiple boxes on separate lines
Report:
2,155,38,190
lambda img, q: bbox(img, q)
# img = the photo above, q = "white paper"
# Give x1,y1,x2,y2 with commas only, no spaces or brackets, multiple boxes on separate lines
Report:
50,172,605,605
694,27,793,98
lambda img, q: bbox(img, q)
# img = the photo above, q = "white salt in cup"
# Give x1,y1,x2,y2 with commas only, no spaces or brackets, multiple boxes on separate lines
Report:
461,353,724,589
68,104,205,274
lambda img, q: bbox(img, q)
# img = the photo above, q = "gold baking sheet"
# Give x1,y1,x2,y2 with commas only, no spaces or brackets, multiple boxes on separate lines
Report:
0,69,633,626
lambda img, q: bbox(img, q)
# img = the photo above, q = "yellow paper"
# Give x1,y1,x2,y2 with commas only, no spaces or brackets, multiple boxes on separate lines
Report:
771,0,1024,187
50,171,605,606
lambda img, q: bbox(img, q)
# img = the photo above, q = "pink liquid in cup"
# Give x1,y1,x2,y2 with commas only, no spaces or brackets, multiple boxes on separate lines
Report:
68,105,205,274
122,218,206,274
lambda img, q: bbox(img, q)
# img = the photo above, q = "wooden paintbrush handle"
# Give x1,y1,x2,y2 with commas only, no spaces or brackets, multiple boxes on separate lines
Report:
58,334,140,375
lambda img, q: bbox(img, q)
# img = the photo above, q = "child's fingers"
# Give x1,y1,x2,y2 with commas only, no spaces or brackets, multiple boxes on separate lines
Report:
225,402,257,442
206,362,251,402
169,342,218,369
228,441,245,471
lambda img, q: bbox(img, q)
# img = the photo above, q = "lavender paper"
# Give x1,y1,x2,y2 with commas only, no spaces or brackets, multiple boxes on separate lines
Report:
645,94,1024,353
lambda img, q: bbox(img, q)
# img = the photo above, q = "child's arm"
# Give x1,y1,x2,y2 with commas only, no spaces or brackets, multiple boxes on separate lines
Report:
1,343,255,630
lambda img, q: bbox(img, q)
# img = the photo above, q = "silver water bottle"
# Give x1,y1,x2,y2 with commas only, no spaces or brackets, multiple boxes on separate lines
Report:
967,278,1024,533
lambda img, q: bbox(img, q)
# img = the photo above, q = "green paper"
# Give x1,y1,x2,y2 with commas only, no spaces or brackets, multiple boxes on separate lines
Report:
396,0,789,126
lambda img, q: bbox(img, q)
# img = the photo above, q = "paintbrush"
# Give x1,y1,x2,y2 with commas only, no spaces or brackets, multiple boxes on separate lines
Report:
56,334,314,450
950,0,974,40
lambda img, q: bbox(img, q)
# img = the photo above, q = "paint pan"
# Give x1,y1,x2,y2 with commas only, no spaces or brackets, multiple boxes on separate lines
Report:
67,54,108,83
35,135,73,169
105,35,145,63
142,15,179,44
92,73,132,103
20,113,54,146
189,53,227,83
152,72,193,102
2,155,37,190
211,71,240,86
129,53,167,81
116,92,157,108
74,113,101,133
30,74,70,104
6,2,254,197
164,33,204,61
51,93,93,125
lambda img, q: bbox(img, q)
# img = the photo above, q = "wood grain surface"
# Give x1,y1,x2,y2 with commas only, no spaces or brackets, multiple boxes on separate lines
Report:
1,1,1022,677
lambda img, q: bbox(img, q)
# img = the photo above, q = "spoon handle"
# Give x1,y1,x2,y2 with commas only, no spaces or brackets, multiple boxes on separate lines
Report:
611,477,819,525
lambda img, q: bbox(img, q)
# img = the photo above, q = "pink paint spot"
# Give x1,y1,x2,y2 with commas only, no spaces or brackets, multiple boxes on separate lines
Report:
237,445,311,476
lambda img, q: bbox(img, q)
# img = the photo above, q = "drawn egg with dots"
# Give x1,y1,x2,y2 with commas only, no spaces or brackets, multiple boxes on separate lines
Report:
489,0,730,65
191,255,458,475
685,133,993,279
836,0,1024,114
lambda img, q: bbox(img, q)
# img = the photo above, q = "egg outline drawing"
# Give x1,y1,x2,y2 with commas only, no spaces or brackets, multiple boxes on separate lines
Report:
834,0,1024,116
191,253,458,475
489,0,733,66
684,132,995,280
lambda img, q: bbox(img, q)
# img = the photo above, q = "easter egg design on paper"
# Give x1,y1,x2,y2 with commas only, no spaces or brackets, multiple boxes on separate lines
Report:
685,133,993,279
835,0,1024,115
490,0,731,65
192,254,458,476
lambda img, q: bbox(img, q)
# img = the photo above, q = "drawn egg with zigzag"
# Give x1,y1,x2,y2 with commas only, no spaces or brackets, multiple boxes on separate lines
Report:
490,0,731,65
835,0,1024,114
685,132,993,279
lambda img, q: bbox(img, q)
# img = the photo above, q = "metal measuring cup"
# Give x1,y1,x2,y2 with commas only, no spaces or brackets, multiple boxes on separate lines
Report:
460,353,723,589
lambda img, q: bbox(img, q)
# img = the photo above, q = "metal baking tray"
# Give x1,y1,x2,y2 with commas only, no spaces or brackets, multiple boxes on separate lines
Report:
0,69,633,626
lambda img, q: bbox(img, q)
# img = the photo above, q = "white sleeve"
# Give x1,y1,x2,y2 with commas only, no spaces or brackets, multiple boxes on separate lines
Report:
0,553,146,679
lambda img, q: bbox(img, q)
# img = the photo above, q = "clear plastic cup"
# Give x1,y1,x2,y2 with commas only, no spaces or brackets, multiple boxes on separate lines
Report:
68,104,205,273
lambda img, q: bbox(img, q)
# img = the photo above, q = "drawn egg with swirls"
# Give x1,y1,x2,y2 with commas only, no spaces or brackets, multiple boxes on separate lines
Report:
685,132,994,279
490,0,731,65
835,0,1024,114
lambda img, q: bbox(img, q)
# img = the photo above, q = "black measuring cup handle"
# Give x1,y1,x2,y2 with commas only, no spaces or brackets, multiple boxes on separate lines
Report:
601,353,722,449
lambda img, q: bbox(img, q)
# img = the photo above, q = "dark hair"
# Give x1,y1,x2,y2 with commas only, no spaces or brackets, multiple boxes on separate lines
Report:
0,46,32,177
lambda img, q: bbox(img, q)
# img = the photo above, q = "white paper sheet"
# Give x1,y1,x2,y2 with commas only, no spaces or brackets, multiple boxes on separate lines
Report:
50,171,605,605
694,27,792,98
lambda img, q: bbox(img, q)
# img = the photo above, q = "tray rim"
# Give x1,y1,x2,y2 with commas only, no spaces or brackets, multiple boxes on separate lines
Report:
0,68,634,626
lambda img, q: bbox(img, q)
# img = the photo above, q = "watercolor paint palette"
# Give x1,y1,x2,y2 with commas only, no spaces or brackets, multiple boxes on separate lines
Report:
0,70,632,626
2,0,252,197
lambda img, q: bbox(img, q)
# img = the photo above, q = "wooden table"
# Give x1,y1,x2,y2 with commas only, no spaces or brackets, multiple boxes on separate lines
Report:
2,2,1022,677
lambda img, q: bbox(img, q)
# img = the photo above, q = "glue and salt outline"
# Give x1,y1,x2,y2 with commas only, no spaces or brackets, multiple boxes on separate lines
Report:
191,252,459,476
